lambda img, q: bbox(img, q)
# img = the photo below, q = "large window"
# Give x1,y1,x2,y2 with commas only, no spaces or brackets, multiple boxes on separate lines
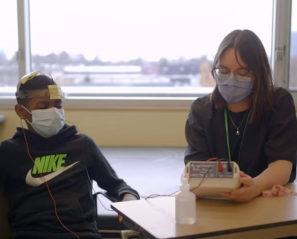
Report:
289,0,297,89
0,0,18,88
29,0,273,97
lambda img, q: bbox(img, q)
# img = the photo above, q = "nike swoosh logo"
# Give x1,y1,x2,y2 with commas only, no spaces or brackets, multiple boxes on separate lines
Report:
26,162,79,187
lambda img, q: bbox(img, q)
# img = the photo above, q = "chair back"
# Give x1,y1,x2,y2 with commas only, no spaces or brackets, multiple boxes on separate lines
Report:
0,188,11,239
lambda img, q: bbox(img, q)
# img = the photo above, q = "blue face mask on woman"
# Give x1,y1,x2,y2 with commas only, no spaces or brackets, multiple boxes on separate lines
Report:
217,74,253,103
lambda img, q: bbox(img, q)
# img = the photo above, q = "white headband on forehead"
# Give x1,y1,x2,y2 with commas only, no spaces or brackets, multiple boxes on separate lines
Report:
16,71,64,100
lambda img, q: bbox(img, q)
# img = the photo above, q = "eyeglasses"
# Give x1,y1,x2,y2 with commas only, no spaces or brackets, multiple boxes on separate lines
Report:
214,67,253,82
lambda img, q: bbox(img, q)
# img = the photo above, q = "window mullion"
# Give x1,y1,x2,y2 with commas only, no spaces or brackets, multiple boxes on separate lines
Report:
271,0,292,88
16,0,31,79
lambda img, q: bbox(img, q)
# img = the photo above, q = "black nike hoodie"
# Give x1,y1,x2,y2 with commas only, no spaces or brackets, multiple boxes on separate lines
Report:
0,124,139,239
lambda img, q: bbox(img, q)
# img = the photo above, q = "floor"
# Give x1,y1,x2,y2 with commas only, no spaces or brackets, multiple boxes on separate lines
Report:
92,147,186,215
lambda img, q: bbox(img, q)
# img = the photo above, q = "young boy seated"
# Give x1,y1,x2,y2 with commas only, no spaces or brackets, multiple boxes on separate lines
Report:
0,72,139,239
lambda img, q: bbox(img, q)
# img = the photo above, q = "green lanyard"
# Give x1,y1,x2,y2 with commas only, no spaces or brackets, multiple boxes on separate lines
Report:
224,109,232,161
224,108,250,163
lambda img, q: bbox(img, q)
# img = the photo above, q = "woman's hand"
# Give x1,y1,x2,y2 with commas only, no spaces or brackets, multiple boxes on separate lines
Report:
221,171,261,202
221,161,292,202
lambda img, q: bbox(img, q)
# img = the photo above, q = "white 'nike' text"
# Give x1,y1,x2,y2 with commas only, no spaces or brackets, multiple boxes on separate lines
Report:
26,162,79,187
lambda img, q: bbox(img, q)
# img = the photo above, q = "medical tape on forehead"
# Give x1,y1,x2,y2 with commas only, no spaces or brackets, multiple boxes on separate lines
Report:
48,85,64,99
20,71,39,84
17,85,64,99
16,72,39,93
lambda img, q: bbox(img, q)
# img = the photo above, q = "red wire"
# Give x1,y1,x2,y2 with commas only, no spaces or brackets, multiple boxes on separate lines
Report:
21,122,81,239
188,157,218,182
217,160,223,172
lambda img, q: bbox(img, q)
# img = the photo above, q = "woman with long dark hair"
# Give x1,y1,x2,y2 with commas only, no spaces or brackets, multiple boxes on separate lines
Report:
185,29,297,202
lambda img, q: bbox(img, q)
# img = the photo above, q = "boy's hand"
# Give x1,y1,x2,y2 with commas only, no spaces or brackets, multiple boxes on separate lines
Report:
122,193,138,202
118,194,138,222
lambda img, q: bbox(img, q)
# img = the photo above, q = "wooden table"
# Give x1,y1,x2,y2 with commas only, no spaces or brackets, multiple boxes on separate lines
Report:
111,183,297,239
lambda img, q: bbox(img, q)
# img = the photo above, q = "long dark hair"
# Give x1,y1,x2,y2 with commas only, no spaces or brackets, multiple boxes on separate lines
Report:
211,29,274,123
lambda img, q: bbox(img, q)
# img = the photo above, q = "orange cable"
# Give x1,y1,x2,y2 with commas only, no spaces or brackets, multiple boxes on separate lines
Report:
188,157,218,182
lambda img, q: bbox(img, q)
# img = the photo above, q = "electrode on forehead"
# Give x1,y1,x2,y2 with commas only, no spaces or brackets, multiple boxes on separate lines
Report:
16,71,64,100
20,71,39,84
48,85,64,99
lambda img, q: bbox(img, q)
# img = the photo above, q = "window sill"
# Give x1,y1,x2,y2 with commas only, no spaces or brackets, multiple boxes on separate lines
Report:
0,86,211,109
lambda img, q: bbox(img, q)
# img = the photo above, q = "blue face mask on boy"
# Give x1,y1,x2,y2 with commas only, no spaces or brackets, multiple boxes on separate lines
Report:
22,106,65,138
217,75,253,103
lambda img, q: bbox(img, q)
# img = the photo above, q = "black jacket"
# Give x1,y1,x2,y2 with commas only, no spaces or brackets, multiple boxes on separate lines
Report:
185,87,297,182
0,124,139,239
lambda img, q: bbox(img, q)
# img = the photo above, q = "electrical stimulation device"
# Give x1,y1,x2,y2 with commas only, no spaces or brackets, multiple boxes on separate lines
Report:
183,161,240,197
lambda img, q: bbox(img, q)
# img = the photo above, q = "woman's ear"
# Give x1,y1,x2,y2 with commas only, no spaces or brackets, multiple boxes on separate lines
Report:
15,104,26,119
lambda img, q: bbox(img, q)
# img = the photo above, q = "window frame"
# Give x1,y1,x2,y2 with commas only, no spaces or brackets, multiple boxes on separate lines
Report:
0,0,295,108
272,0,297,103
